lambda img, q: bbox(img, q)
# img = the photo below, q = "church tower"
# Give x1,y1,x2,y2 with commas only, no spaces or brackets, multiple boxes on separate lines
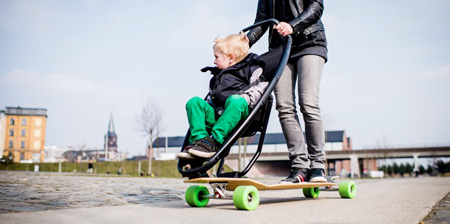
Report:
104,113,118,160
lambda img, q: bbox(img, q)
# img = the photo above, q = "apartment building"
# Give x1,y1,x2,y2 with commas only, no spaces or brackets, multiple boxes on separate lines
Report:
0,106,47,163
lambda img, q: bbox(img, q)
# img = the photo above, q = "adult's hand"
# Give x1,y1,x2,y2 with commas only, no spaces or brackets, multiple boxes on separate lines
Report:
274,22,293,37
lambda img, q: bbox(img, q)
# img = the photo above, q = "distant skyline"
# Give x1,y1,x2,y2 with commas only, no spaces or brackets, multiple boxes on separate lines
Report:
1,1,449,157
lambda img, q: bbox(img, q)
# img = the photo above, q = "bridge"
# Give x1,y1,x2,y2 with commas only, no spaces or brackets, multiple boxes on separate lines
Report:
222,146,450,177
224,146,450,160
152,134,450,177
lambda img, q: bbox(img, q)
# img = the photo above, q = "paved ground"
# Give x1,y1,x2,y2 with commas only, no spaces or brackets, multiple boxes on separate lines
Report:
0,171,186,213
0,171,449,224
422,191,450,224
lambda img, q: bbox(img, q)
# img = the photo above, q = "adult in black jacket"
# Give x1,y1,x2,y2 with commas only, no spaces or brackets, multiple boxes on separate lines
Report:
247,0,328,183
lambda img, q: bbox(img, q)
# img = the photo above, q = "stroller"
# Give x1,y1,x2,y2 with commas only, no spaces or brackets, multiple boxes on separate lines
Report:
178,19,292,179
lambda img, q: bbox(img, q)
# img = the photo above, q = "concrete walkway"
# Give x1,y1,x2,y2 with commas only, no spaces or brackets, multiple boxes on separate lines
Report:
0,171,449,224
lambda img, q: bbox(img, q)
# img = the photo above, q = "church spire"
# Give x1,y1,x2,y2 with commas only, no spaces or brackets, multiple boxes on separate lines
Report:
104,112,118,160
108,112,115,134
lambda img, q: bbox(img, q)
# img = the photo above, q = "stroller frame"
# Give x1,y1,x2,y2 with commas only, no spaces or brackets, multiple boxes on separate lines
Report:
178,19,292,179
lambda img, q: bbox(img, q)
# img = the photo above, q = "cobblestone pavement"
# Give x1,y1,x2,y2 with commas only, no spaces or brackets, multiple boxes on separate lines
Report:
422,192,450,224
0,171,186,213
1,171,449,224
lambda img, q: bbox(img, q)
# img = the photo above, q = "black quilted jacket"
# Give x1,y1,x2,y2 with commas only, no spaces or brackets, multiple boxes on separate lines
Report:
202,53,264,108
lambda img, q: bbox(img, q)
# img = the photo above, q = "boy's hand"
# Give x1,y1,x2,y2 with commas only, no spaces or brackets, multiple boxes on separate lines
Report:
201,66,221,75
274,22,293,37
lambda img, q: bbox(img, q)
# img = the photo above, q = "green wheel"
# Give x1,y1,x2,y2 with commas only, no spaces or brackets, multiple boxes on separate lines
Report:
185,185,210,207
303,187,320,198
233,186,260,211
339,181,356,199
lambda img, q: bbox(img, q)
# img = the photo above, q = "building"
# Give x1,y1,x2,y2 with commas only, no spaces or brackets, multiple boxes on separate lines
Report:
103,113,118,161
55,113,125,163
325,130,352,151
324,130,353,176
62,147,103,162
150,130,381,177
0,106,47,163
44,145,69,163
152,130,353,158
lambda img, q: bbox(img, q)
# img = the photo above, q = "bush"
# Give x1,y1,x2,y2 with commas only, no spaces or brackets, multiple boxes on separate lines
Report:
0,160,184,178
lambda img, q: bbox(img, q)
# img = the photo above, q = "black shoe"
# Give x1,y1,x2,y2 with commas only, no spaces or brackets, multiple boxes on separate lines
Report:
310,168,327,182
280,168,310,184
188,137,219,158
177,144,196,160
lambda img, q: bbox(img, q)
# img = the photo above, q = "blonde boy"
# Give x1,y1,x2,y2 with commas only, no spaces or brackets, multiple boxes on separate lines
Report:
178,33,268,159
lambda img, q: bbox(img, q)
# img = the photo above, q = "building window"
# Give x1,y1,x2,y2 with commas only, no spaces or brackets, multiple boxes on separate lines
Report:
20,153,25,160
35,118,42,127
21,129,26,137
33,141,41,150
20,141,25,149
10,118,15,125
9,129,14,137
22,118,27,126
8,140,13,148
34,130,41,137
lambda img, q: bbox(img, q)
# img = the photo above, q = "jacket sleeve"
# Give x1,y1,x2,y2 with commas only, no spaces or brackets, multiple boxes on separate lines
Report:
289,0,324,35
247,0,270,47
240,67,269,108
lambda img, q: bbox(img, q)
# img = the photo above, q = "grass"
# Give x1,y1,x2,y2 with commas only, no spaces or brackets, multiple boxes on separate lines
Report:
0,159,233,178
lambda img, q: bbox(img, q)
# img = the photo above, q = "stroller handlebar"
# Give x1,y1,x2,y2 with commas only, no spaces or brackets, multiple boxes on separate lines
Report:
178,19,292,178
241,19,280,33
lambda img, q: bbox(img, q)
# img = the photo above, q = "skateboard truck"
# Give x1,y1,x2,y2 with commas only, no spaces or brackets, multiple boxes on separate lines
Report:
209,183,230,199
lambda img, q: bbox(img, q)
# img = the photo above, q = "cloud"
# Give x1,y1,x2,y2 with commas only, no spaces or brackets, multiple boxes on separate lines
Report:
1,69,142,102
425,65,450,79
0,69,148,154
1,0,449,154
0,1,62,35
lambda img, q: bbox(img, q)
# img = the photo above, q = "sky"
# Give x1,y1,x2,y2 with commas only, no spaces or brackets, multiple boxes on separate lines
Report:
1,0,449,157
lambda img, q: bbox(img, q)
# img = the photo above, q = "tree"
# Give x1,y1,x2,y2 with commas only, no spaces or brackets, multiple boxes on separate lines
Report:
426,165,433,175
399,163,405,177
393,162,400,174
419,165,425,175
387,164,393,176
436,160,448,175
136,99,164,176
1,155,14,170
405,163,412,177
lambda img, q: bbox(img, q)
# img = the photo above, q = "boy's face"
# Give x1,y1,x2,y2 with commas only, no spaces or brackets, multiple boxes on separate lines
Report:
214,48,232,70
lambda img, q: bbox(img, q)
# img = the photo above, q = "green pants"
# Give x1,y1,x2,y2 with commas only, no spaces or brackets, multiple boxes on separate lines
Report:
186,95,249,144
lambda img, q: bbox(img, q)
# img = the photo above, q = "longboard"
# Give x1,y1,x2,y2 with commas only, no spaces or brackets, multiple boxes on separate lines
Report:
183,177,356,211
185,177,337,191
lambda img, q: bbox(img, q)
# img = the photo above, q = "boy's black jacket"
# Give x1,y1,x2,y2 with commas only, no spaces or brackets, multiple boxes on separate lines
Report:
201,48,283,108
202,53,263,108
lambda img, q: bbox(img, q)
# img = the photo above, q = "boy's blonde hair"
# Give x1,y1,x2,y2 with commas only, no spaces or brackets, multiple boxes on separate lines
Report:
214,32,250,64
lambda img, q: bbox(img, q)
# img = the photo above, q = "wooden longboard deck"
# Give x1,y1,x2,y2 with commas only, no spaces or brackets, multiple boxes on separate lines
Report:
184,177,337,191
